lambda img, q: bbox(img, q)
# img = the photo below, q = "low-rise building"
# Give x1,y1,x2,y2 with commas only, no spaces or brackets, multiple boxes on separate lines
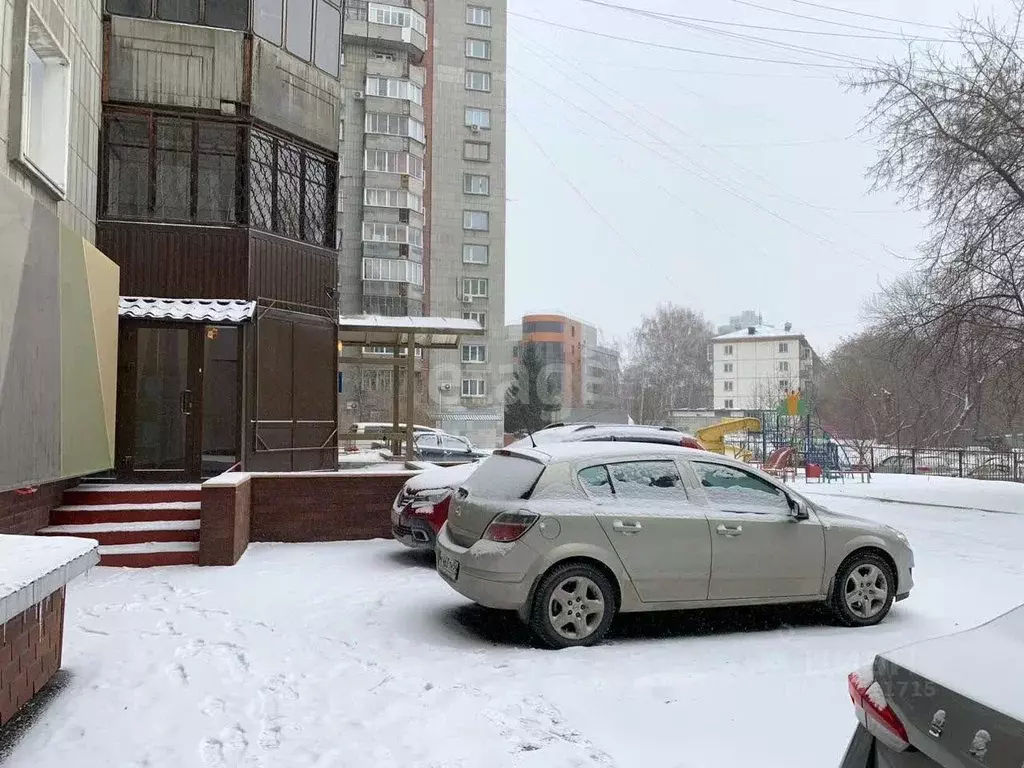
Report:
711,323,821,410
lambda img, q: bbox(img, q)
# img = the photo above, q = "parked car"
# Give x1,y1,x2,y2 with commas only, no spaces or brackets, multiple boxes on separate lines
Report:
391,424,705,550
435,442,914,648
344,422,441,450
875,453,954,476
967,456,1017,481
840,603,1023,767
413,432,489,464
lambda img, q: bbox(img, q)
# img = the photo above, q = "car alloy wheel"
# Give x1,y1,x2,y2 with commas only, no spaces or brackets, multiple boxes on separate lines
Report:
831,552,896,627
529,562,617,649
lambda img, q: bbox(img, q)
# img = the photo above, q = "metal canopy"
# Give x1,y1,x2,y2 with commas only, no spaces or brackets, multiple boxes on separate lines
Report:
120,297,256,325
337,315,484,349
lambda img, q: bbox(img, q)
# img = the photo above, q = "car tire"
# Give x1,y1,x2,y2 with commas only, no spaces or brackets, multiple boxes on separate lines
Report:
830,551,896,627
529,562,617,649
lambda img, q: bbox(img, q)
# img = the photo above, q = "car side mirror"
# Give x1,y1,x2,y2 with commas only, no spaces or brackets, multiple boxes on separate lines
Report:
789,497,810,521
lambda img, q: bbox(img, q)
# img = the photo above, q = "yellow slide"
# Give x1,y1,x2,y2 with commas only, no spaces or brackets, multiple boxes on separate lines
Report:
696,417,762,460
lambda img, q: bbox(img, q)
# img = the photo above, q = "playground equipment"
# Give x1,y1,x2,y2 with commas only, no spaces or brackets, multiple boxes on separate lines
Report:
696,417,761,460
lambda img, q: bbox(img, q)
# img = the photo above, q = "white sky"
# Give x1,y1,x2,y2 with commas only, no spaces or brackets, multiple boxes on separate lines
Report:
504,0,1013,354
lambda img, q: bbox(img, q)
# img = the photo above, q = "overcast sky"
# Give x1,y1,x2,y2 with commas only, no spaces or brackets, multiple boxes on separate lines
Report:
504,0,1013,354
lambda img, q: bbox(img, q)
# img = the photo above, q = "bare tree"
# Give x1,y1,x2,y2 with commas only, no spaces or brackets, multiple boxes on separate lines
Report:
851,2,1024,352
623,304,714,424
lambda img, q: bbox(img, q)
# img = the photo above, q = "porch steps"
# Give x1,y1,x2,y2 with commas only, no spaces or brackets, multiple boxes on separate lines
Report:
38,484,203,567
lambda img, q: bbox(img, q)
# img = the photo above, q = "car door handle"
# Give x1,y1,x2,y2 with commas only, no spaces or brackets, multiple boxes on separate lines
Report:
716,524,743,536
612,520,643,533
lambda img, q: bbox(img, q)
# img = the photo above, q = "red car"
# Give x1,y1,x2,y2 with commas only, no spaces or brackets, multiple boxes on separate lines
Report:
391,424,705,550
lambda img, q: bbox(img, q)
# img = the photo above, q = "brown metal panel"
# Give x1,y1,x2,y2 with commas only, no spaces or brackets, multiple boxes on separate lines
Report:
97,222,249,299
248,231,338,310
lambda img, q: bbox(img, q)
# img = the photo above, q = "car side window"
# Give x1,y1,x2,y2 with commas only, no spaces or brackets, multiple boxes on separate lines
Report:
692,462,789,512
578,465,614,499
416,434,438,448
607,461,688,501
442,435,469,451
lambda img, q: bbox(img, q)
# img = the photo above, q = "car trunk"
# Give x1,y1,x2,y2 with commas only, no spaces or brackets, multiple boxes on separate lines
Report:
445,452,546,547
872,606,1024,765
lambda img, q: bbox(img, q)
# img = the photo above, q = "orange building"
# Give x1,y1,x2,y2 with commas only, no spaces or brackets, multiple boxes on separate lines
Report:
520,314,586,409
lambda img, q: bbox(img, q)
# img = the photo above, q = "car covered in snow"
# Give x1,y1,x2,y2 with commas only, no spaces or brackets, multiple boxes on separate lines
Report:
391,424,705,550
435,442,914,648
840,603,1023,767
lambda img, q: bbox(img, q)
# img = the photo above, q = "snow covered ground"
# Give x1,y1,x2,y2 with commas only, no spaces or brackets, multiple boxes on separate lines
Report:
5,476,1024,768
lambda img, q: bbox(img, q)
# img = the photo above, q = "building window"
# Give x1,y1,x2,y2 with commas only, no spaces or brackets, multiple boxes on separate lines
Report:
466,71,492,91
463,311,486,328
108,0,249,29
466,38,491,59
462,379,487,397
463,173,490,195
464,107,491,129
779,380,790,390
462,345,487,363
365,76,423,105
463,210,489,231
253,0,283,42
463,243,489,264
522,321,564,334
462,277,489,298
723,363,733,373
362,257,423,286
723,399,734,409
364,188,422,211
779,342,789,353
365,113,426,143
13,6,71,196
361,369,393,392
466,5,491,26
104,115,252,227
779,361,790,372
364,149,424,179
361,222,424,247
371,50,396,61
285,0,314,59
724,344,734,355
723,381,734,392
248,129,335,246
463,140,491,162
314,0,342,75
368,2,426,35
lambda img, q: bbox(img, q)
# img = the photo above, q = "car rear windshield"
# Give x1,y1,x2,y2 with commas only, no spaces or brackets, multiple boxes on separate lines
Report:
462,453,545,500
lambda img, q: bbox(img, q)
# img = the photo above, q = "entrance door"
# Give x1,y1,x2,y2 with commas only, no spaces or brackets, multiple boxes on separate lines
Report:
119,325,203,482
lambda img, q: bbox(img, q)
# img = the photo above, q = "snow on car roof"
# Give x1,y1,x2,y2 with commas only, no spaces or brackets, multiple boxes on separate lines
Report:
503,441,704,464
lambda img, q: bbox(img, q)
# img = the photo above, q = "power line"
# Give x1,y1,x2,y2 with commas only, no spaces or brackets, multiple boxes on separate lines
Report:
508,12,861,70
785,0,954,31
728,0,944,36
574,0,954,42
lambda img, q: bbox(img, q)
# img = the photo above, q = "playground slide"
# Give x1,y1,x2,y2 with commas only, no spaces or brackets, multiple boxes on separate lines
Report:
696,417,762,457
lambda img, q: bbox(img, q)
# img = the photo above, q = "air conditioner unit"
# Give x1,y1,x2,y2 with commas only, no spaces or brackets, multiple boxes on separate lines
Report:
354,90,365,100
461,294,475,303
345,401,359,410
440,383,453,392
470,124,481,133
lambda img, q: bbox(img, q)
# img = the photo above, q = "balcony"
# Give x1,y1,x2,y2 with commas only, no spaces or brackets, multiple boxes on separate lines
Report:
344,1,428,57
362,257,424,287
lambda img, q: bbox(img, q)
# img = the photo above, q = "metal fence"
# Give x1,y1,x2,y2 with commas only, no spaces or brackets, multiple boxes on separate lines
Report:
850,446,1024,483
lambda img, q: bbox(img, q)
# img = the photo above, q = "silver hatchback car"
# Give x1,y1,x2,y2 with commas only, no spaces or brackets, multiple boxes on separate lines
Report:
435,443,914,648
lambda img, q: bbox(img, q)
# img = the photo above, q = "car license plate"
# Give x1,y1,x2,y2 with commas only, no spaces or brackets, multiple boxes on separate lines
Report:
391,507,400,525
437,551,460,581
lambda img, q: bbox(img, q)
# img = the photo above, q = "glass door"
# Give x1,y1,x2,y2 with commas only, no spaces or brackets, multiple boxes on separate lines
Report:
122,326,203,481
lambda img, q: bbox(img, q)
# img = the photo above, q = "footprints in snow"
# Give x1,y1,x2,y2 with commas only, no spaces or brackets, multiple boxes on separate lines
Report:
489,694,617,767
199,724,249,768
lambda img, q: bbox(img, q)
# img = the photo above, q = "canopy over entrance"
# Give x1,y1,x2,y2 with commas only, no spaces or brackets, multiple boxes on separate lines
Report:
337,315,485,456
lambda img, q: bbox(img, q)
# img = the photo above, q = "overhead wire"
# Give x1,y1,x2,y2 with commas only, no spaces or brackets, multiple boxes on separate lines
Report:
508,12,861,70
574,0,955,43
784,0,955,31
727,0,949,36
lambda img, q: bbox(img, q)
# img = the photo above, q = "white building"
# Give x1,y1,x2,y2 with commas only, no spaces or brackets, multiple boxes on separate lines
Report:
711,323,820,410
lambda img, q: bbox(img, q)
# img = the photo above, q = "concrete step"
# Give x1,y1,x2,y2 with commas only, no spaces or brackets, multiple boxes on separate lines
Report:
50,502,201,526
96,542,201,568
63,484,202,507
38,520,200,547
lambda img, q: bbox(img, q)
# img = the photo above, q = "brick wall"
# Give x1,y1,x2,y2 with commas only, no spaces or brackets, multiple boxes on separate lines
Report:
0,480,74,535
200,478,252,567
0,588,65,727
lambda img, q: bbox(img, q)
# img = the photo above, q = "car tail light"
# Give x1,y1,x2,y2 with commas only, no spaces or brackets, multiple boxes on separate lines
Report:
482,511,538,542
408,490,452,516
848,667,910,752
680,437,706,450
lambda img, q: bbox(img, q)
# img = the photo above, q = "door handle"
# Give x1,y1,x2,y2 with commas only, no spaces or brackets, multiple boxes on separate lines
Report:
612,520,643,533
716,524,743,536
180,389,193,416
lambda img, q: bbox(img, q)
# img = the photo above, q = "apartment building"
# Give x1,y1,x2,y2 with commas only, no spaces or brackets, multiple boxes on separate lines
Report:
711,323,821,410
1,0,119,522
427,0,508,448
95,0,344,477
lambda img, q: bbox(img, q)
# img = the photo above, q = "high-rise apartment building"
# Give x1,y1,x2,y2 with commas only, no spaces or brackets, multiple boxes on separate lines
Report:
426,0,508,448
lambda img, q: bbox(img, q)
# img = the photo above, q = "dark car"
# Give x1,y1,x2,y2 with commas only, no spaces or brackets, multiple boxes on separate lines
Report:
413,432,489,464
391,423,706,550
840,603,1023,767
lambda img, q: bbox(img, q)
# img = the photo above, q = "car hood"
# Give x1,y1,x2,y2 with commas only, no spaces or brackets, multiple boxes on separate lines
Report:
811,501,889,533
404,461,481,493
881,603,1024,723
